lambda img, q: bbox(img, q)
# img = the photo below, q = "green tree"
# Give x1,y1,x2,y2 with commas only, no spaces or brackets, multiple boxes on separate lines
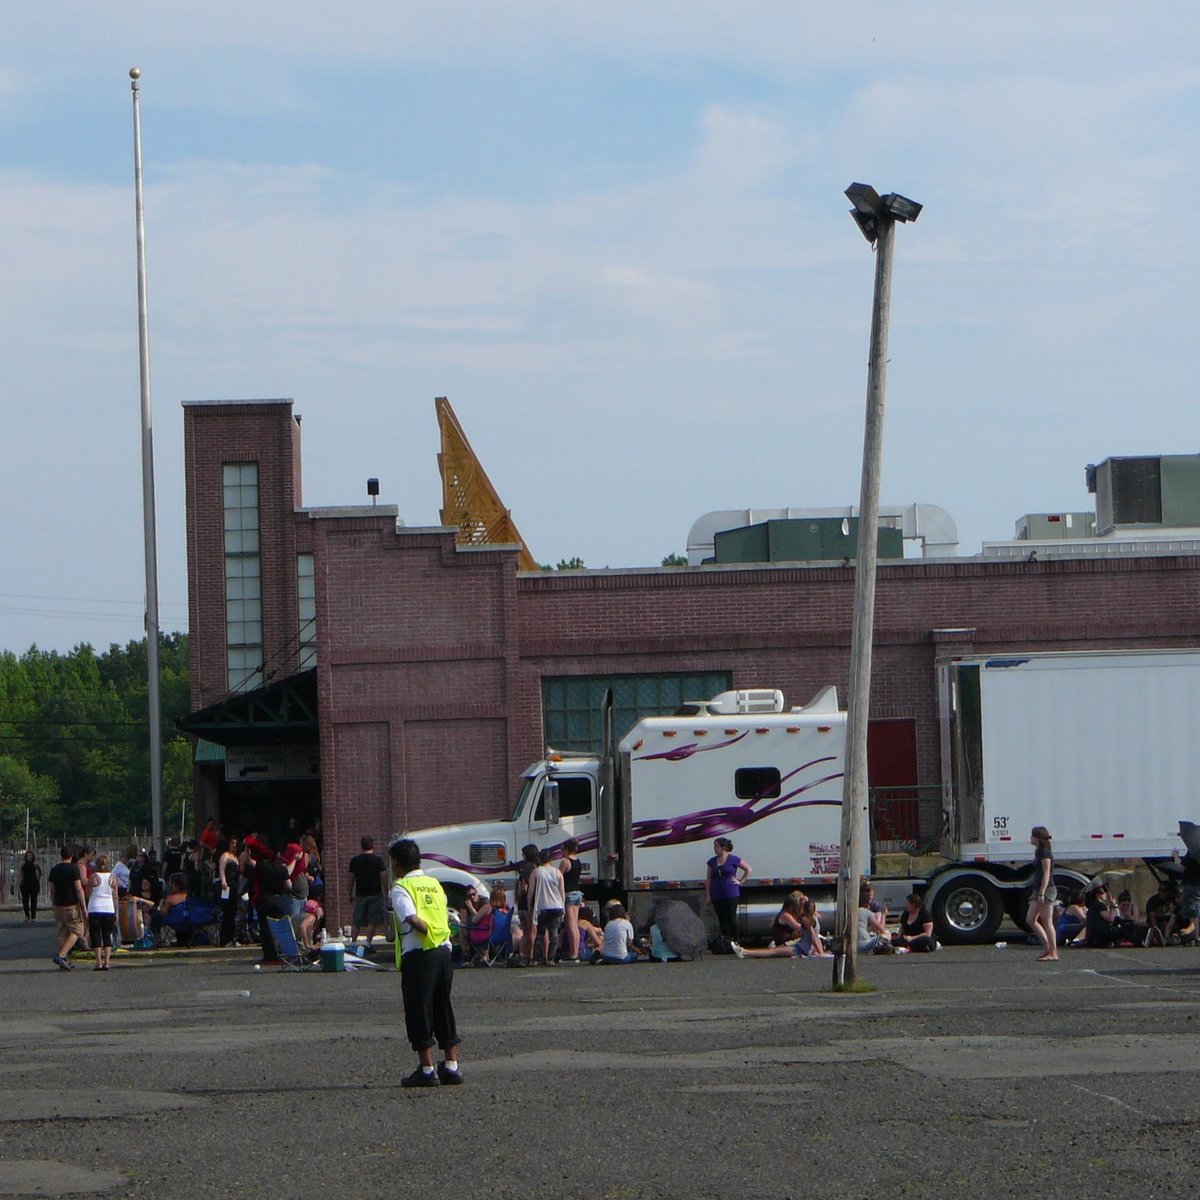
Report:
660,552,688,567
0,754,61,835
555,557,586,570
0,633,190,836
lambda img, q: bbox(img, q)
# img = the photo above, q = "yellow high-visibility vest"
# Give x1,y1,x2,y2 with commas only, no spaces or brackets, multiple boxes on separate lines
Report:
395,873,451,956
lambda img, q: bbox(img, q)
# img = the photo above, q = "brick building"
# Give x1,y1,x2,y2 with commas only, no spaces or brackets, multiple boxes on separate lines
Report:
180,398,1200,928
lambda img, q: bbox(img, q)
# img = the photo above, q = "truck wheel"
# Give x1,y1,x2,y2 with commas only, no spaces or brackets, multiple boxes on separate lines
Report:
932,876,1003,945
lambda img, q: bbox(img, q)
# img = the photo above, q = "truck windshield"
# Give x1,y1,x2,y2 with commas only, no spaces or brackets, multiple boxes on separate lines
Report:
510,775,536,822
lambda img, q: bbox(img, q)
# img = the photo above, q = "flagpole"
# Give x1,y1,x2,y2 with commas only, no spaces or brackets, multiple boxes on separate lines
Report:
130,67,164,856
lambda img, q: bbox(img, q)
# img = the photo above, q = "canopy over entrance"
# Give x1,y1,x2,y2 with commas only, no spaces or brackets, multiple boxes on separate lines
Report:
176,668,318,747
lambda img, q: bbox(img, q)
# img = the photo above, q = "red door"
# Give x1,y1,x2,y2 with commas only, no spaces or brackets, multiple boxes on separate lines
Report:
867,718,920,843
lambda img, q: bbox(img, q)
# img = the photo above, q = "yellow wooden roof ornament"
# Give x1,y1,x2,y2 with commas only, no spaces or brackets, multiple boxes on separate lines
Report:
436,396,538,571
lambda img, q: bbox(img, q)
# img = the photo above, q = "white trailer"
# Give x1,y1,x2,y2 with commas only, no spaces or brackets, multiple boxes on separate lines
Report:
916,648,1200,941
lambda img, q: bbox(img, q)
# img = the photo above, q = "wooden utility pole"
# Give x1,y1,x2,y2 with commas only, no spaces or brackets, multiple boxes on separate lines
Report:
834,213,895,988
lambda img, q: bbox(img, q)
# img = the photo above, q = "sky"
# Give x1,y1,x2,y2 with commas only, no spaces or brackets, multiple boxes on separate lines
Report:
2,3,1199,654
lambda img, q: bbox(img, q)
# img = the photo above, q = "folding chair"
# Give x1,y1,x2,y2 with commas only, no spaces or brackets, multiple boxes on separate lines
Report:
479,906,516,966
265,916,320,971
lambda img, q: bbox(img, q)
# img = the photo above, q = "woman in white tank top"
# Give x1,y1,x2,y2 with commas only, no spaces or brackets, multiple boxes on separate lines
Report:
87,855,119,971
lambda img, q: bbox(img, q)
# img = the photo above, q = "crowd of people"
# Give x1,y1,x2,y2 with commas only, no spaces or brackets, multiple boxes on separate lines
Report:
32,820,329,970
28,821,1200,973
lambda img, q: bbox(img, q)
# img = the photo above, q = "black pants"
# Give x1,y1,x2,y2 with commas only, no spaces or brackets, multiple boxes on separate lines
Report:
260,898,284,961
220,895,239,947
400,944,460,1053
712,897,739,943
89,913,116,948
20,887,38,920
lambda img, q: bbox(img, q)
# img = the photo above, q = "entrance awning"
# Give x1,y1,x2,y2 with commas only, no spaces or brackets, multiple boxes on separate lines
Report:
176,668,318,747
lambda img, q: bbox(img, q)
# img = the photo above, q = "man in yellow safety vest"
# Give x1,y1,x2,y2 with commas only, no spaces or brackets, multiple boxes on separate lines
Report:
388,838,464,1087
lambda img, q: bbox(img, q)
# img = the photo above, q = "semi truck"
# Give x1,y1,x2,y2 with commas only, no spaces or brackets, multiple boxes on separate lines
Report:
400,649,1200,944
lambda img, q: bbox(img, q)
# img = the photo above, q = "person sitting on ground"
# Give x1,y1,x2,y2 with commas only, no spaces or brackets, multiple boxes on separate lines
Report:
799,900,832,957
771,890,806,945
159,873,194,946
1144,879,1179,944
1172,844,1200,944
1084,880,1120,948
893,893,938,953
857,884,889,954
1054,889,1088,946
297,899,323,950
730,892,806,959
731,893,832,959
577,906,604,962
1112,889,1147,946
595,903,644,964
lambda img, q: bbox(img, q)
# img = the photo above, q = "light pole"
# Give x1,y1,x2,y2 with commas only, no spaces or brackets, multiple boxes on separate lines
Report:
833,183,922,988
130,68,164,856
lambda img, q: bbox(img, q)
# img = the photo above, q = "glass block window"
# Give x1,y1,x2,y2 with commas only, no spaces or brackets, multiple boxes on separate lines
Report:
297,553,316,670
542,671,733,753
223,462,262,691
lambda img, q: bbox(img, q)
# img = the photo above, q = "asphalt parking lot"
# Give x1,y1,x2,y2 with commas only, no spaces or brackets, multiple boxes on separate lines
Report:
2,913,1199,1200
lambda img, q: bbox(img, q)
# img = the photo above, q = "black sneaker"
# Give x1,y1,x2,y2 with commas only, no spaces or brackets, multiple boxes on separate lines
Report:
52,955,71,971
401,1068,440,1089
436,1062,464,1085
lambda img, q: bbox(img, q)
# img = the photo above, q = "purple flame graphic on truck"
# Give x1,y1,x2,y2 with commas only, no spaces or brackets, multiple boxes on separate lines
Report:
421,751,842,875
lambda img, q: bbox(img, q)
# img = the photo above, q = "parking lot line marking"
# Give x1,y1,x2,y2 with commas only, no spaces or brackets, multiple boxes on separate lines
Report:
1068,1081,1156,1120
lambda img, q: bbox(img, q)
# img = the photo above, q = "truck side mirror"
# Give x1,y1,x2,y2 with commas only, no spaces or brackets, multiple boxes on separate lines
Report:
544,779,560,826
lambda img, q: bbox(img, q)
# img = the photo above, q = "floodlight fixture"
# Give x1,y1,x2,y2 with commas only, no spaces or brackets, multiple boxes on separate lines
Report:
844,182,882,215
880,192,922,222
849,209,880,245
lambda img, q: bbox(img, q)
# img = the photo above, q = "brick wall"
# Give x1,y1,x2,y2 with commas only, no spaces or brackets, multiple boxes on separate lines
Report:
183,399,304,710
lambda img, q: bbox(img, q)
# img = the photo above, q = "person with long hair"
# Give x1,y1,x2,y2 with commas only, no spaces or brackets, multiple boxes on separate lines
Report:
706,837,751,947
1028,826,1058,961
216,836,241,947
302,833,323,901
19,850,41,923
514,843,539,964
559,837,584,961
730,891,814,959
86,854,119,971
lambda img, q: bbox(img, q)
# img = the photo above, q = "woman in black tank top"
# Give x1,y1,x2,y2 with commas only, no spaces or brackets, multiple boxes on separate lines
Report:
559,838,584,961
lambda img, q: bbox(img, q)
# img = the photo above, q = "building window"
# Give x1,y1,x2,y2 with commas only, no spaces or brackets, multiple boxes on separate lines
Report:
223,462,262,691
297,553,316,670
542,671,733,753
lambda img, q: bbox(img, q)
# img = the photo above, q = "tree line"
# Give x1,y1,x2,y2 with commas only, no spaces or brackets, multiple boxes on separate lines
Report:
0,635,192,841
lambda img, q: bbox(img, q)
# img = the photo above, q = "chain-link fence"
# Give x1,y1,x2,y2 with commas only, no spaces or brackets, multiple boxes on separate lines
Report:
1,836,147,905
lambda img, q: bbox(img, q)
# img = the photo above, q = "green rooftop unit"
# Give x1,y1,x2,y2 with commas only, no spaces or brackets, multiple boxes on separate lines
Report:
712,517,903,564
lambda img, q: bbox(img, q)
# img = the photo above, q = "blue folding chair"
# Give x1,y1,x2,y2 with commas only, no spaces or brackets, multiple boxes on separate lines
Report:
265,916,320,971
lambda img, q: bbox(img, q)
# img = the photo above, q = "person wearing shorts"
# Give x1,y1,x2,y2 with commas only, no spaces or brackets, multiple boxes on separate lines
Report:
87,855,119,970
348,836,387,953
48,846,87,970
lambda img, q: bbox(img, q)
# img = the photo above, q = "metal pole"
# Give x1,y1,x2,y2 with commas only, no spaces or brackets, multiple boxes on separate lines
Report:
130,68,164,857
834,215,895,988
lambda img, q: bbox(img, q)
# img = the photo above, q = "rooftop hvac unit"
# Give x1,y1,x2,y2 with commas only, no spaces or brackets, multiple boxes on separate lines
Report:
704,688,785,715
